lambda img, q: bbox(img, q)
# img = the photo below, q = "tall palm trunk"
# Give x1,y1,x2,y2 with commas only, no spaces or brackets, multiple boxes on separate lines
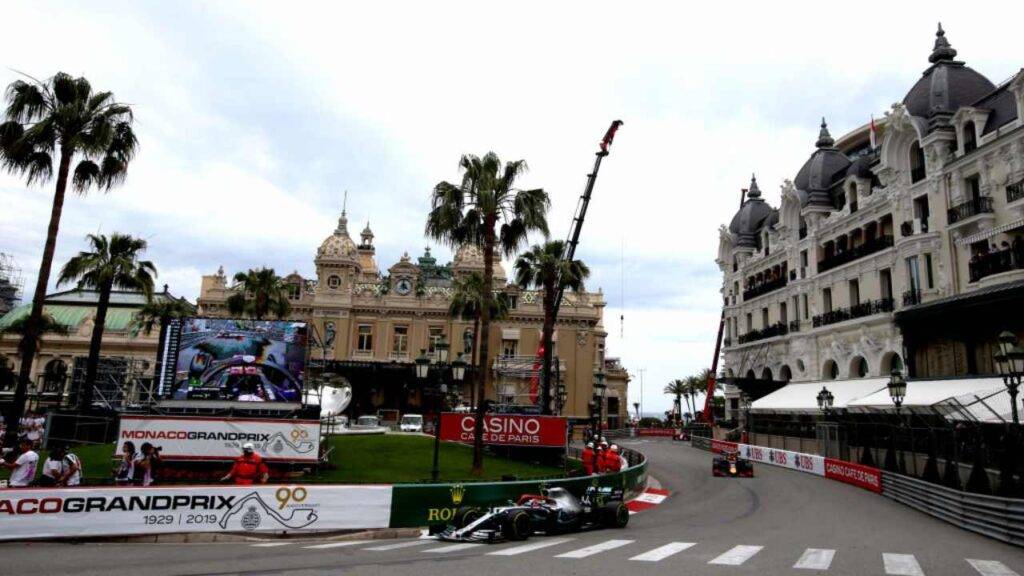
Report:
540,281,555,415
469,314,480,410
6,147,71,446
80,279,113,412
471,222,496,475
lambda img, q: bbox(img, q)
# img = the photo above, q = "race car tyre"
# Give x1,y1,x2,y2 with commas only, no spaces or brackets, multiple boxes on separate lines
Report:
601,502,630,528
455,506,483,528
503,510,532,541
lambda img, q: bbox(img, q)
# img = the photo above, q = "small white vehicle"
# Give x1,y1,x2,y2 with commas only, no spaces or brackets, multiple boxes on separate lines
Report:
400,414,424,432
355,415,380,428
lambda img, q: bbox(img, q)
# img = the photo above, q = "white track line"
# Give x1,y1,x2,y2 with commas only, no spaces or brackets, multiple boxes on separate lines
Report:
555,539,634,559
488,538,576,556
303,540,372,549
251,542,291,547
629,542,696,562
364,540,433,551
423,543,483,553
794,548,836,570
967,559,1021,576
708,545,764,565
883,553,925,575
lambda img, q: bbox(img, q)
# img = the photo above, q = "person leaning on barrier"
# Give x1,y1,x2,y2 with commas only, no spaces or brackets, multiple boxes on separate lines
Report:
114,441,136,485
40,444,82,487
221,442,269,485
1,437,39,487
134,442,161,486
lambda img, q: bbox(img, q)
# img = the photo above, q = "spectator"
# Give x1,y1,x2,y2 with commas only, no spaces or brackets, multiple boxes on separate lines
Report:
1,437,39,487
220,442,269,485
115,441,136,485
39,444,82,487
134,442,160,487
581,442,595,475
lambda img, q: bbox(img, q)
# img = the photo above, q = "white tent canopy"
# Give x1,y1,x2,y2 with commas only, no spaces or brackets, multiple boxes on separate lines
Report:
846,378,1006,414
751,378,888,414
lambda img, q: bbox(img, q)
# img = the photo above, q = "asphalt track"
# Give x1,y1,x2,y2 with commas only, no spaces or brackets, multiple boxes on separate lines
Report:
3,439,1023,576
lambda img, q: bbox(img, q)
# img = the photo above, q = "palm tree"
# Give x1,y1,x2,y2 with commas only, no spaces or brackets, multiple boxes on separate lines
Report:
449,271,508,409
56,233,155,412
0,313,71,354
226,268,291,320
663,379,687,424
514,241,589,415
426,152,550,475
131,297,196,337
0,72,137,440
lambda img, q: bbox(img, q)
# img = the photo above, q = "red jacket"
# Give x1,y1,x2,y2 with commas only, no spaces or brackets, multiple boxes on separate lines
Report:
581,448,595,474
229,453,269,485
604,451,623,472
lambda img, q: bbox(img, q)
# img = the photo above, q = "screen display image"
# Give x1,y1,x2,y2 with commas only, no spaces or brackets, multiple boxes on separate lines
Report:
171,318,307,402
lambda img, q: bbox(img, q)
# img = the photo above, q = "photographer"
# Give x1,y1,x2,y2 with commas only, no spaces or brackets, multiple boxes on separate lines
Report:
134,442,161,486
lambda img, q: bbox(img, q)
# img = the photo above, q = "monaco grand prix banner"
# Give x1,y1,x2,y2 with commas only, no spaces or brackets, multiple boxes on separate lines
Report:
117,416,320,463
0,484,392,541
439,413,567,448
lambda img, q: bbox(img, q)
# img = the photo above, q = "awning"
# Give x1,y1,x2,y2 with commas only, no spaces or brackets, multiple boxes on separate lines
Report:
846,377,1006,414
956,217,1024,246
751,378,888,414
940,386,1014,423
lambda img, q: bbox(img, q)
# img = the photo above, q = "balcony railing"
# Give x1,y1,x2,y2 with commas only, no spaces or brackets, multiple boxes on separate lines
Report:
812,298,894,328
788,320,800,333
902,288,922,307
1007,180,1024,204
900,218,929,237
818,235,894,273
737,322,788,344
969,248,1024,283
742,275,787,301
947,196,993,225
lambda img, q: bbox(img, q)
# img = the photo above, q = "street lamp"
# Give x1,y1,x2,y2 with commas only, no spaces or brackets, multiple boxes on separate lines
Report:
888,369,907,419
451,352,467,406
993,331,1022,426
593,369,607,439
816,386,834,414
740,393,752,440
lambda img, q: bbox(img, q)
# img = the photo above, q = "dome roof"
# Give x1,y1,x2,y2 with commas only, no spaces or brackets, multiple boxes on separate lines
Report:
452,244,506,279
902,24,995,129
728,175,773,248
794,119,851,209
846,153,877,180
316,210,359,263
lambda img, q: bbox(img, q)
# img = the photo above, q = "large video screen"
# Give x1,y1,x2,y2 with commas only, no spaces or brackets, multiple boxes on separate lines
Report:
165,318,308,403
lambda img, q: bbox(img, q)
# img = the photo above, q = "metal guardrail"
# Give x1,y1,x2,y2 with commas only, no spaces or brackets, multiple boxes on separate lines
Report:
882,471,1024,547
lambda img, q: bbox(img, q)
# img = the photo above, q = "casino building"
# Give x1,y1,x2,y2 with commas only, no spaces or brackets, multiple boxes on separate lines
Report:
717,26,1024,424
196,209,630,427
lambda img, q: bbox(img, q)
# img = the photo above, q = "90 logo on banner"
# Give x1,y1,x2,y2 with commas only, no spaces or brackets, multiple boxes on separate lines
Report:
290,429,309,441
275,486,308,510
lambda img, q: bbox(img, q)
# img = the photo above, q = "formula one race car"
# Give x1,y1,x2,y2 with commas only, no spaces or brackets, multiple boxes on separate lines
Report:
712,449,754,477
437,486,629,543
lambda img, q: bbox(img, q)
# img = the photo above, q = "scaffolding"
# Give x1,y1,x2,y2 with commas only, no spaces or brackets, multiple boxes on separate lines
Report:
491,355,565,407
0,253,23,316
69,356,158,411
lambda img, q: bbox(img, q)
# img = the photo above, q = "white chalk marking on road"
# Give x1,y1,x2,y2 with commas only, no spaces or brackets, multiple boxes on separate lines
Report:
364,540,433,551
708,545,764,566
556,539,634,559
967,559,1021,576
302,540,372,549
423,543,483,554
629,542,696,562
633,492,667,504
251,542,291,548
794,548,836,570
488,538,576,556
883,553,925,575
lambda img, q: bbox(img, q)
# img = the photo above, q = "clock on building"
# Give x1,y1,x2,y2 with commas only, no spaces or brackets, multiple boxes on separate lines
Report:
395,278,413,295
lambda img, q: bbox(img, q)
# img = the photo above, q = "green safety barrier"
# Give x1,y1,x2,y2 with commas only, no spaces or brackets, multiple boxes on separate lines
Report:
388,453,648,528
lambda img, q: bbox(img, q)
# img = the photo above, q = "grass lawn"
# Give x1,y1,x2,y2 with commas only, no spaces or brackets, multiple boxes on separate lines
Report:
2,434,571,485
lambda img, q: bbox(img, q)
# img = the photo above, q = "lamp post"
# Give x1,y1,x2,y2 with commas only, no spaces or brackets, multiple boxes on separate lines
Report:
740,393,752,443
994,331,1022,426
416,338,465,483
816,386,834,416
886,369,908,474
593,369,606,439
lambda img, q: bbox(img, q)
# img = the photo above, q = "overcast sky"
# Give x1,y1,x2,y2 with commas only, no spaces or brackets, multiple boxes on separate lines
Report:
1,1,1021,414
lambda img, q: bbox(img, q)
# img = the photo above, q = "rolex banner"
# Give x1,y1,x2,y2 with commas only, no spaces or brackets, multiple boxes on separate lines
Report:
117,416,320,463
0,484,392,541
438,413,567,448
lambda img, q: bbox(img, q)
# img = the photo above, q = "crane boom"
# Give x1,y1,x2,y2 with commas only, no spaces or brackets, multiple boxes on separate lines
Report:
701,310,726,423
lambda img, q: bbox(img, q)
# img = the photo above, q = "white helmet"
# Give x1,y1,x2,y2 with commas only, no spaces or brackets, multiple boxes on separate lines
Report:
586,442,594,449
610,444,620,453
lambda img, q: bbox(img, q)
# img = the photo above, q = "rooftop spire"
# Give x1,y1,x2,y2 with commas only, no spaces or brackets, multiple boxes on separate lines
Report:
335,190,350,235
816,117,835,148
929,22,958,64
747,174,762,199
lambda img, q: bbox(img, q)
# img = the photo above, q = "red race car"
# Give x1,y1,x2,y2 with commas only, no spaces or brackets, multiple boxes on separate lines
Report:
712,449,754,477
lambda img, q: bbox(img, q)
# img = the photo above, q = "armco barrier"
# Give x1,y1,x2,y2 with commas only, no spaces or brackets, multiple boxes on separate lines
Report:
882,472,1024,548
388,448,648,528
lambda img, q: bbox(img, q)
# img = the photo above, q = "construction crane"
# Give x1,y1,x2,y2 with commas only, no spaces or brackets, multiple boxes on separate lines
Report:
538,120,623,413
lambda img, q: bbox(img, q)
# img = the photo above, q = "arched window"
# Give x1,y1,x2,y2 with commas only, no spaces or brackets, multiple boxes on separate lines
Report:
796,358,806,373
881,351,904,375
850,356,869,378
779,365,792,382
963,121,977,154
745,369,756,380
910,141,926,183
42,359,68,394
823,359,839,380
848,183,859,213
761,367,773,382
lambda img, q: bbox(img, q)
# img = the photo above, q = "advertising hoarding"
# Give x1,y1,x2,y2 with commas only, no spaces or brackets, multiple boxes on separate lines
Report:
160,317,307,402
117,416,320,462
824,458,882,493
439,413,567,448
0,484,391,541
